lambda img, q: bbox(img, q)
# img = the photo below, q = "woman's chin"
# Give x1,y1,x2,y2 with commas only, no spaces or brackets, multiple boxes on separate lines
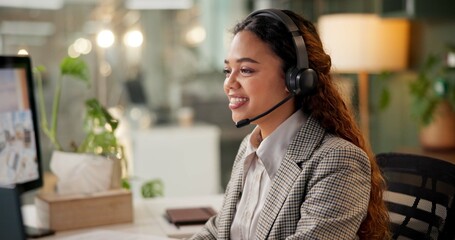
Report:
232,114,246,124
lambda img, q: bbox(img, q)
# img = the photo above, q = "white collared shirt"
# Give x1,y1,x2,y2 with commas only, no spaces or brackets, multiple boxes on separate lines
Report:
230,111,306,240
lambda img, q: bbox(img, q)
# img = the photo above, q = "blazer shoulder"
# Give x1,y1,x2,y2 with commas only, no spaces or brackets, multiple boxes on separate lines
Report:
314,134,370,168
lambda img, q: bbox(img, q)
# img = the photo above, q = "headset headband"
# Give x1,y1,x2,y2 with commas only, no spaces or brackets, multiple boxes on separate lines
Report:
247,9,309,70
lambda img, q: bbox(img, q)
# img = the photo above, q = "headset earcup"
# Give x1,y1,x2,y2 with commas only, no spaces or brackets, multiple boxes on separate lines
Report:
285,67,300,93
297,68,318,95
286,67,318,95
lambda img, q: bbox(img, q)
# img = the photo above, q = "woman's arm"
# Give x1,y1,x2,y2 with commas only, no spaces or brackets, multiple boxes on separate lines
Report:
287,145,371,240
188,215,219,240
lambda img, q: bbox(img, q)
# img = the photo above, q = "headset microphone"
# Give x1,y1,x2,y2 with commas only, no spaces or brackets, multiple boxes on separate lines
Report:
235,92,296,128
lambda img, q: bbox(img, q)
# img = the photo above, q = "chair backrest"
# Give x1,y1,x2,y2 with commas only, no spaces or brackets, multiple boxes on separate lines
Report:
376,152,455,240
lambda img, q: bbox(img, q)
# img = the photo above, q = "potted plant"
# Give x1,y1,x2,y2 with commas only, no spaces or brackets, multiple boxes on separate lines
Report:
409,48,455,150
34,57,126,195
34,57,163,197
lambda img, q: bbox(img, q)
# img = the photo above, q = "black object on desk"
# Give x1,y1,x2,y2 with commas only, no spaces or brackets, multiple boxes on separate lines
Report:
0,185,55,239
165,207,216,227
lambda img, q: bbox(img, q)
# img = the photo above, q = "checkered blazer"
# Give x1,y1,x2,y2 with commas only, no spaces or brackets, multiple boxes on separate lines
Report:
190,116,371,240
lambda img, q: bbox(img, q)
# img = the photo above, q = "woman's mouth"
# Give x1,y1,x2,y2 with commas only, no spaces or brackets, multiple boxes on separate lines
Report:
229,97,249,109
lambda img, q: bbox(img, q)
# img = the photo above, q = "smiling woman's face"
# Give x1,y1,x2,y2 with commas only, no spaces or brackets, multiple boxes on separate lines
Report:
223,30,294,130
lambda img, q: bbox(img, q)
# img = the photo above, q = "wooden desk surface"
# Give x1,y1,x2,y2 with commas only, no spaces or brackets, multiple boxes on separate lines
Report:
397,147,455,165
23,194,224,239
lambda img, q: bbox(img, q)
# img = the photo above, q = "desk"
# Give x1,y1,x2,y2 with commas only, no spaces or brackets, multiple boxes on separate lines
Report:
23,194,224,239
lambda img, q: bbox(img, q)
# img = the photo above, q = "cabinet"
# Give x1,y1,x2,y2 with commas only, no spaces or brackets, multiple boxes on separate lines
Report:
132,124,221,197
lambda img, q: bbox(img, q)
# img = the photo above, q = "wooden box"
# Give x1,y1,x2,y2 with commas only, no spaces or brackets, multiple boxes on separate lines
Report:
35,189,133,231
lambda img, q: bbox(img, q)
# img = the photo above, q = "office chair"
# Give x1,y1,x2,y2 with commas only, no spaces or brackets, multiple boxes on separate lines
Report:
376,152,455,240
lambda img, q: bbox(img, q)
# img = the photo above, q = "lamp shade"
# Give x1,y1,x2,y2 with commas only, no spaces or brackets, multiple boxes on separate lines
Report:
318,14,410,73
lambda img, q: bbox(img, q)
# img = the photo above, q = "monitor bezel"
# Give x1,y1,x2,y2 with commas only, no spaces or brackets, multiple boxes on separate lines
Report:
0,55,43,193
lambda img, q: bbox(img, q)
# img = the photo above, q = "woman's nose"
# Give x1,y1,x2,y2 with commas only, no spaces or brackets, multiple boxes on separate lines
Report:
224,72,240,89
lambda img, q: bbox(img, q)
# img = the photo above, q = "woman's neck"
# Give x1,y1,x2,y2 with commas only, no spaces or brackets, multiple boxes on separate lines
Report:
257,104,297,139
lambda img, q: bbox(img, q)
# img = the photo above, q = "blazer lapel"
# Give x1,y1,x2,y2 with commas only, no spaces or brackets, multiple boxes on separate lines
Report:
255,116,326,240
217,146,245,239
255,155,302,240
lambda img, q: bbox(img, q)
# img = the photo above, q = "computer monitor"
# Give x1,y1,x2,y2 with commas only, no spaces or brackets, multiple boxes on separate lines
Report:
0,56,54,238
0,55,43,193
0,185,27,240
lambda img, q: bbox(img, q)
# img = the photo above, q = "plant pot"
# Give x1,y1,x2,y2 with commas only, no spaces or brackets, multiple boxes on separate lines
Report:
419,101,455,150
50,151,122,195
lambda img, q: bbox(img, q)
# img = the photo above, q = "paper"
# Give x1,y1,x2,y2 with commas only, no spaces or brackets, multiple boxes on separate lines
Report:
56,230,170,240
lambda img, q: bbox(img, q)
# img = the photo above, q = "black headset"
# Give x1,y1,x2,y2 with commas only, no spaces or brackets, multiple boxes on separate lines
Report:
247,9,318,95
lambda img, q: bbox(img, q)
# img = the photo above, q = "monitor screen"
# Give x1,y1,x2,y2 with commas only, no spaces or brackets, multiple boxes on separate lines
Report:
0,56,43,193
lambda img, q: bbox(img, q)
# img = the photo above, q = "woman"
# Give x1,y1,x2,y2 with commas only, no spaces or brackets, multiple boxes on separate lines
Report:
190,9,389,240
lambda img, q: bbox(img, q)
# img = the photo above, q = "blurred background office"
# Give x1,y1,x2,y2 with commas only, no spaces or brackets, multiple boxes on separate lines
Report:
1,0,455,195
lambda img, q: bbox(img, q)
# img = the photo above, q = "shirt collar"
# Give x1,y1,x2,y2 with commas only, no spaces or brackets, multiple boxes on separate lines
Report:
256,111,306,180
242,127,261,180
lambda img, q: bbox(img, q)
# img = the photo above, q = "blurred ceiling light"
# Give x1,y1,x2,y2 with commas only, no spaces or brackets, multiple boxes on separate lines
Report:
124,11,141,26
68,44,80,58
125,0,193,9
185,26,206,46
100,61,112,77
74,38,92,54
97,30,115,48
448,51,455,68
17,49,29,55
124,30,143,48
0,21,55,36
0,0,63,9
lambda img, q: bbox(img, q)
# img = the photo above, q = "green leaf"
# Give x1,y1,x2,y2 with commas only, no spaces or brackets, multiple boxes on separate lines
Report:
85,98,119,131
378,87,391,111
407,50,455,125
78,98,121,156
60,56,90,86
122,179,131,190
375,70,393,112
141,179,164,198
411,97,439,126
34,65,46,73
378,71,392,81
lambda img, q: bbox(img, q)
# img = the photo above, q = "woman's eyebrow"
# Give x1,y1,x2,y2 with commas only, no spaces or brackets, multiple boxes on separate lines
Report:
224,57,260,64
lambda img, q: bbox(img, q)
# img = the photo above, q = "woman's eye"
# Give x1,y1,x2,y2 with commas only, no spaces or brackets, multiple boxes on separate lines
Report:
240,68,254,75
223,69,231,77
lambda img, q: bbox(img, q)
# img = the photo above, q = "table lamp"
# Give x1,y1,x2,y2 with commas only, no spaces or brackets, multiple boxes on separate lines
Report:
318,14,410,140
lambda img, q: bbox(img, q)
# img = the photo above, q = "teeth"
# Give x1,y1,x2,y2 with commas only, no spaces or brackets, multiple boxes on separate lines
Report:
230,97,248,104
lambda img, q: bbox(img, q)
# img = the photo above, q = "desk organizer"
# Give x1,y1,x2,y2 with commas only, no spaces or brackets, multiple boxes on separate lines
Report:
35,189,133,231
